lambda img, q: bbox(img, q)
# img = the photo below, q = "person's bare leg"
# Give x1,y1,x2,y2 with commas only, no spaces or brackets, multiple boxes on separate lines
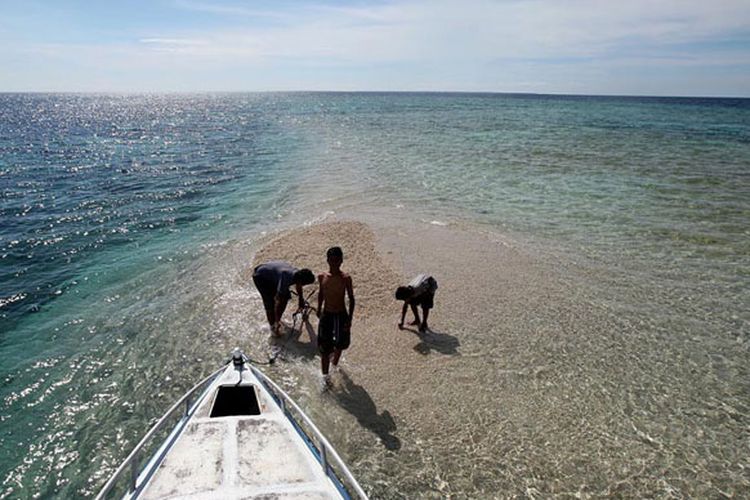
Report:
409,304,420,325
332,348,342,367
420,307,430,332
265,306,274,328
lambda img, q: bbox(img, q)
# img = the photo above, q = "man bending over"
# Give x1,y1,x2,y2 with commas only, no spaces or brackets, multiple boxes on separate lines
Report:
253,261,315,336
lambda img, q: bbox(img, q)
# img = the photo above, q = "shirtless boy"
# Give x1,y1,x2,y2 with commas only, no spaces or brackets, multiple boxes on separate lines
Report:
316,246,355,378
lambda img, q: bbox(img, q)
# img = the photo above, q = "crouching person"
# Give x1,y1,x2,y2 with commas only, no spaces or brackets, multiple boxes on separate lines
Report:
396,274,438,333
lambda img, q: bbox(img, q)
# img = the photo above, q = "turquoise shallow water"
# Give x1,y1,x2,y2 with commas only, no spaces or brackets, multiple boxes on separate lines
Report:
1,93,749,498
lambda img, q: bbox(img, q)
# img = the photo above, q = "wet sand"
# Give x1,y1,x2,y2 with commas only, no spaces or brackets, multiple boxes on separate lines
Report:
245,216,748,498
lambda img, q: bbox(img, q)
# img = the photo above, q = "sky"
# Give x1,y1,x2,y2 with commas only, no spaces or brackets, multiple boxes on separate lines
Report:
2,0,750,96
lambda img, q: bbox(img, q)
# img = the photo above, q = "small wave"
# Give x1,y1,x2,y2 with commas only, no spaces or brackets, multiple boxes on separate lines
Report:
0,292,27,309
303,211,335,226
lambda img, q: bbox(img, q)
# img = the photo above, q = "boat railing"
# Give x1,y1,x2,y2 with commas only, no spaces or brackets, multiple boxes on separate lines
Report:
94,365,226,500
247,361,369,500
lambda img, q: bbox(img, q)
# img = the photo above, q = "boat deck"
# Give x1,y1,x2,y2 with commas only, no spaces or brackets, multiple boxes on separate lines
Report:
139,367,342,500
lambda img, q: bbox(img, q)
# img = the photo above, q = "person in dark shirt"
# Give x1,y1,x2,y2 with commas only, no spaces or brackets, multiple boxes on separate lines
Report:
252,261,315,336
395,274,438,333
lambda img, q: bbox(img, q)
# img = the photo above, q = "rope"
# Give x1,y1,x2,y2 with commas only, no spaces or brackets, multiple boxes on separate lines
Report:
268,289,316,364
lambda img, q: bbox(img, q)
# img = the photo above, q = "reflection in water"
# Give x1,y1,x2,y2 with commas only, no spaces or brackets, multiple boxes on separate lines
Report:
331,370,401,451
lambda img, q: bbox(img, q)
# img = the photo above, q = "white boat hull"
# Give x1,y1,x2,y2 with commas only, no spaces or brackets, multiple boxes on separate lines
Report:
97,352,367,500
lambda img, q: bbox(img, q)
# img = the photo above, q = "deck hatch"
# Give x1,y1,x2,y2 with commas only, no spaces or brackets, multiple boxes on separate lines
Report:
210,385,261,417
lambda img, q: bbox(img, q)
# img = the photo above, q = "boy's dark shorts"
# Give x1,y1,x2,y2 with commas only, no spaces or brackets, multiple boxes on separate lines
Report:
412,291,435,309
252,272,276,317
318,312,351,355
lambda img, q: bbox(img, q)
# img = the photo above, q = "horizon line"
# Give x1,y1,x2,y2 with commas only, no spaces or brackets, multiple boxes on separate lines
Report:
1,90,749,99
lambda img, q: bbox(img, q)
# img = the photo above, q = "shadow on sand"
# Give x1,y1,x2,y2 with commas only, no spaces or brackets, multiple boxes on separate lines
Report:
401,327,460,356
268,319,318,361
331,370,401,451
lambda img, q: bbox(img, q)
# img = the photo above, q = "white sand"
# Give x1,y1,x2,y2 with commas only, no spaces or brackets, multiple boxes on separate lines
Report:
244,214,741,498
247,217,605,496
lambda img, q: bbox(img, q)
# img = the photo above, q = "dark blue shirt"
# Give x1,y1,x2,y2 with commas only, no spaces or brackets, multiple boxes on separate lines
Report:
254,261,297,300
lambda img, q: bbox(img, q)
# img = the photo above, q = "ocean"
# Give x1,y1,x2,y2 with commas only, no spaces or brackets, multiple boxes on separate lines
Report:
1,93,748,498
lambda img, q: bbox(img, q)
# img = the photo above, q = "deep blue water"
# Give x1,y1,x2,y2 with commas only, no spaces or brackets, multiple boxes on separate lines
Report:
1,93,748,498
0,94,303,329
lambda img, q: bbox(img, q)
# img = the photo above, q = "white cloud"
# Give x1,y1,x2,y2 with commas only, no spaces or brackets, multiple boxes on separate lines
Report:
3,0,750,93
151,0,750,64
172,0,287,20
139,38,209,46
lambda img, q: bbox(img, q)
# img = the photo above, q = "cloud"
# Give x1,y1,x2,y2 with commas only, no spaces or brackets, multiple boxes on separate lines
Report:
152,0,750,64
13,0,750,65
139,38,208,46
172,0,287,20
138,38,211,53
2,0,750,93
